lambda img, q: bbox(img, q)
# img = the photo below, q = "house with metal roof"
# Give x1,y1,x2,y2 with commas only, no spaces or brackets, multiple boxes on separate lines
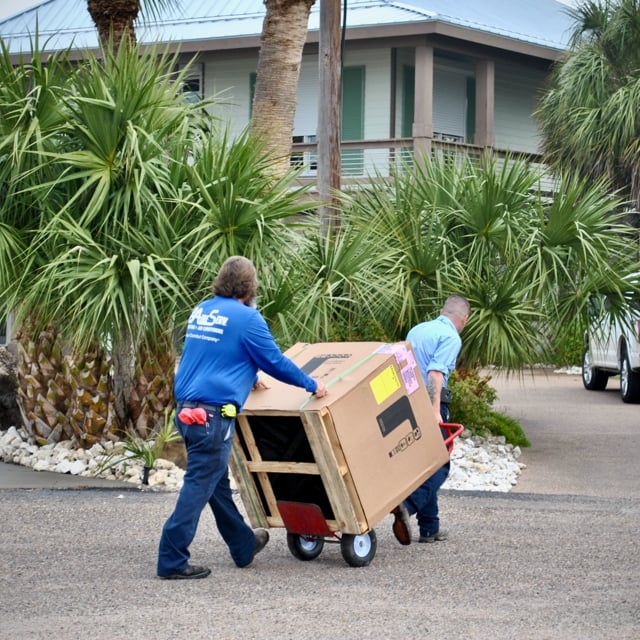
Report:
0,0,575,346
0,1,573,178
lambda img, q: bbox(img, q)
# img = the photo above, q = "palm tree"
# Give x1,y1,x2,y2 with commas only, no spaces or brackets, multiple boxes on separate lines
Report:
338,154,639,369
86,0,317,180
0,41,80,443
536,0,640,225
1,41,321,445
251,0,317,179
2,44,204,443
87,0,176,50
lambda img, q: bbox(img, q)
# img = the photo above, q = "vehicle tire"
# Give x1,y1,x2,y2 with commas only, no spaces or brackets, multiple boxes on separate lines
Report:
619,347,640,403
582,346,608,390
286,533,325,561
340,530,377,567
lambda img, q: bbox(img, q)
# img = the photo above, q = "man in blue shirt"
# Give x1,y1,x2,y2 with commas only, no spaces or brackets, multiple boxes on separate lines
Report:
157,256,328,579
391,294,470,545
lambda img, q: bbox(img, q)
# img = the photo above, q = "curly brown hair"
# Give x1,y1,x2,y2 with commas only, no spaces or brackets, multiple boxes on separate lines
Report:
213,256,258,300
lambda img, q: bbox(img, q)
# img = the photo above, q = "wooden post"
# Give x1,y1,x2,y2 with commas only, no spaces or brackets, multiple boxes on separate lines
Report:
413,44,434,168
474,59,495,149
317,0,342,237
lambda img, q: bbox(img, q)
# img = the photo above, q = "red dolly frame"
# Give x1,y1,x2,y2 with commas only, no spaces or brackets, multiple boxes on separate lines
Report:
277,423,464,566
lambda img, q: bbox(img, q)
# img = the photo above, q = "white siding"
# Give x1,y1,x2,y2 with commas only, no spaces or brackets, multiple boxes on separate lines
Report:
203,55,257,137
494,61,547,154
433,66,469,142
293,56,319,138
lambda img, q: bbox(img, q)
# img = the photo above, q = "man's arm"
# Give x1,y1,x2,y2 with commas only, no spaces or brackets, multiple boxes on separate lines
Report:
426,370,445,424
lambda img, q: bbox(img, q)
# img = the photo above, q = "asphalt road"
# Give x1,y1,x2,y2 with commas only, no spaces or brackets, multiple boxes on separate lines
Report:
1,370,638,640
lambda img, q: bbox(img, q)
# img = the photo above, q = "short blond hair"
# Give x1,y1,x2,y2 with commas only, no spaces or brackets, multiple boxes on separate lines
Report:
442,294,470,319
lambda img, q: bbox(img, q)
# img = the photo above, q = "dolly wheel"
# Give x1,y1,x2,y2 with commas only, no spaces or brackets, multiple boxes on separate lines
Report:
286,533,325,561
340,529,377,567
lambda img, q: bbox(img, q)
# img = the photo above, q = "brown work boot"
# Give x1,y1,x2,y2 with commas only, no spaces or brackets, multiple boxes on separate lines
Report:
391,503,412,545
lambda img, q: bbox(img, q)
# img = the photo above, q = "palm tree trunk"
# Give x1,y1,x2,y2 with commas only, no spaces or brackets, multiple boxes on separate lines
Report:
251,0,316,179
111,331,136,434
87,0,140,50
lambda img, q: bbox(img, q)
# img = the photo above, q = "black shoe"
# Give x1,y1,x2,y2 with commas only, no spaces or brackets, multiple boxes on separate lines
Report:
238,528,270,567
158,564,211,580
391,503,412,545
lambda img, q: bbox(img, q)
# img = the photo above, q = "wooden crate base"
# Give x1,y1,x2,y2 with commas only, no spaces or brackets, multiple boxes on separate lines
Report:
230,408,369,535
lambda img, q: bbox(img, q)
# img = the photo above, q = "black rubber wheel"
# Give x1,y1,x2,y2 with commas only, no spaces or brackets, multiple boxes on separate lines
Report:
620,347,640,403
340,530,377,567
582,346,608,390
286,533,325,561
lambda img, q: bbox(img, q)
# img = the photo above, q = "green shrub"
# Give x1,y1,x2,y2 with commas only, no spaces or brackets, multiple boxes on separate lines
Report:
448,370,530,447
483,411,531,447
548,319,584,367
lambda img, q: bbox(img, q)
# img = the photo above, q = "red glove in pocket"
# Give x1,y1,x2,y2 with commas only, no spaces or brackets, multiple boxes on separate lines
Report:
178,407,208,425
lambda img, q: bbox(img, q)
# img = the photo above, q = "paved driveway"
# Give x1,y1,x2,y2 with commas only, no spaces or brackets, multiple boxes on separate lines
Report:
492,369,640,498
1,370,638,640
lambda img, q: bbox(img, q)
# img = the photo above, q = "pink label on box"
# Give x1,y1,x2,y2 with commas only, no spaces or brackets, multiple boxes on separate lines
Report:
401,364,419,394
403,349,417,369
378,343,413,365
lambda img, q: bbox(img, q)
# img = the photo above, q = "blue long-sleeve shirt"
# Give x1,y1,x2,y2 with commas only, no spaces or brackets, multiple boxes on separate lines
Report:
174,296,317,409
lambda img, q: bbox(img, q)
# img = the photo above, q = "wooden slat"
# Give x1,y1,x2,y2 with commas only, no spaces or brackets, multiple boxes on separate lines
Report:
255,470,280,521
265,515,340,532
232,416,282,527
240,409,299,417
316,409,368,528
245,461,319,474
301,411,368,534
229,438,268,528
236,415,262,461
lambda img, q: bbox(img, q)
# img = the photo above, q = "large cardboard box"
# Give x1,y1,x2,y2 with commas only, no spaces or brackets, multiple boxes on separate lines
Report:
230,342,449,535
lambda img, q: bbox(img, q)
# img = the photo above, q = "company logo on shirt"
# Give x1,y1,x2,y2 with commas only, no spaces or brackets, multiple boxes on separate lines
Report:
186,306,229,341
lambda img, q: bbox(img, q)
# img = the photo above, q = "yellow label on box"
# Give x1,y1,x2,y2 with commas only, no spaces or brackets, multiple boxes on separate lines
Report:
370,365,402,404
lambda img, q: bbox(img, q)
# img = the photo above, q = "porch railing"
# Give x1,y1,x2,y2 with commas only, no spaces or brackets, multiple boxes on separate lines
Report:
291,138,555,194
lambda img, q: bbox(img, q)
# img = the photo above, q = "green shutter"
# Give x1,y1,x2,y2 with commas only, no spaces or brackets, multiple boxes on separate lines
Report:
466,76,476,143
401,64,415,138
341,66,365,175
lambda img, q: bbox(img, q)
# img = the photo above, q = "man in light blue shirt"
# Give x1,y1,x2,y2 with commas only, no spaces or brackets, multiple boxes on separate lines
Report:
392,294,470,545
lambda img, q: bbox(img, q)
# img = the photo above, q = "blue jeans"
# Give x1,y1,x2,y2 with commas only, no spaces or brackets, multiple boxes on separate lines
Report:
403,402,450,537
406,463,450,537
157,409,255,575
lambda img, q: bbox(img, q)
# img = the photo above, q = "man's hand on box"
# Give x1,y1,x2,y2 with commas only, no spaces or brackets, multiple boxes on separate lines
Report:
252,376,270,391
313,380,328,398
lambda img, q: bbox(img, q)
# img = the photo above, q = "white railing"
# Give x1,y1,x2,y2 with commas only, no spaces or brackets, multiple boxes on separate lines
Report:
291,138,553,192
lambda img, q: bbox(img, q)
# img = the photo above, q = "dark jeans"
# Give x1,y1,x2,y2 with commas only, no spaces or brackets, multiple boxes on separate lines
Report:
157,409,255,575
406,462,450,537
404,402,451,537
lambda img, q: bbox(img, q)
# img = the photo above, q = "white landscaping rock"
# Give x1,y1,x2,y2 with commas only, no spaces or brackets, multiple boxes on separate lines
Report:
0,426,525,493
443,433,525,492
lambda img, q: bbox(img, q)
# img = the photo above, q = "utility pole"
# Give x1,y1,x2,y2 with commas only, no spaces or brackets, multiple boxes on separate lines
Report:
317,0,342,238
